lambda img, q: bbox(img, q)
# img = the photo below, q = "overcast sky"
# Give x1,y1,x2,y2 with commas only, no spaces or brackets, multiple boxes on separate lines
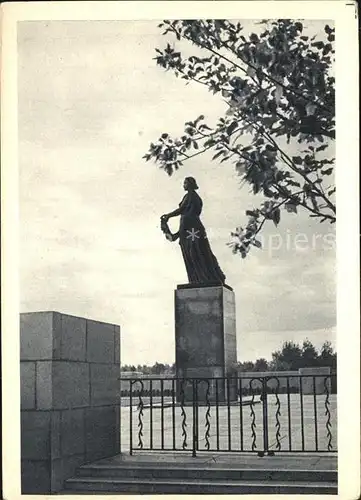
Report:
18,20,336,365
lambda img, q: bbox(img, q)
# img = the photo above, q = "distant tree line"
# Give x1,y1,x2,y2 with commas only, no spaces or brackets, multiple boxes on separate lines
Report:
121,339,336,374
121,362,176,375
236,339,336,373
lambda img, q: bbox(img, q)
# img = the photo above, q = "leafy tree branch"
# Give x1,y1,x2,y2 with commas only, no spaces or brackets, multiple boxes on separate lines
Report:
144,19,335,257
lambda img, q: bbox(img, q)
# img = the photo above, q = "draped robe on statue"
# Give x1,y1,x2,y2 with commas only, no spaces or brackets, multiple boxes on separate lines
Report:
171,191,226,285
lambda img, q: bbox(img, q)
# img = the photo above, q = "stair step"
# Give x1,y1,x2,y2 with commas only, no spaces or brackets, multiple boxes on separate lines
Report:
76,464,337,483
65,477,337,494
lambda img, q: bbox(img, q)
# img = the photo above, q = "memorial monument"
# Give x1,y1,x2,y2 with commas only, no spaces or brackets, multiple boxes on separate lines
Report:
161,177,237,401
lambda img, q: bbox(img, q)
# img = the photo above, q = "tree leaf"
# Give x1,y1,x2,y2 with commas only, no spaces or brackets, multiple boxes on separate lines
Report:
272,207,281,226
222,89,232,98
285,202,298,213
213,150,224,160
247,66,256,78
204,138,216,147
246,210,258,217
235,162,246,174
250,33,259,43
226,121,239,135
321,167,333,175
292,156,303,165
287,180,301,188
311,41,324,50
263,186,274,197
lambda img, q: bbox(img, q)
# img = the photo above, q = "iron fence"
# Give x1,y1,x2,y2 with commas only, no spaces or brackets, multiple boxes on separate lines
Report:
120,374,337,456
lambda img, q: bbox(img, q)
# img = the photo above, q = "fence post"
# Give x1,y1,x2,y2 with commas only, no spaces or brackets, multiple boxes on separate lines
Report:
192,379,197,457
129,380,133,455
260,377,270,456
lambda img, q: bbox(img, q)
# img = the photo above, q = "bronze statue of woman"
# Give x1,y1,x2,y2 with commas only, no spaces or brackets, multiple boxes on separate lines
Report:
160,177,226,285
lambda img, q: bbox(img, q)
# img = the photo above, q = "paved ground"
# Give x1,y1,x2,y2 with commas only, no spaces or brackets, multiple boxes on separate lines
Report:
95,451,337,471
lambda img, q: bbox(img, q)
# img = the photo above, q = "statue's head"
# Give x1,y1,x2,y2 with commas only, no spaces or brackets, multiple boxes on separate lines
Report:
184,177,199,191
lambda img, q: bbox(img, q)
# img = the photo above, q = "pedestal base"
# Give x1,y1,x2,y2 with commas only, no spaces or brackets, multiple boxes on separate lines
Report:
175,284,237,402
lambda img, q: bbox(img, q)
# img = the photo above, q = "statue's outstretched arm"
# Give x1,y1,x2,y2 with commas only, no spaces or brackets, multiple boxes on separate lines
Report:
162,194,188,221
163,206,183,219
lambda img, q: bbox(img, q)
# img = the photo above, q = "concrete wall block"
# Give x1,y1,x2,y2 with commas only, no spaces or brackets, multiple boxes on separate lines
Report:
21,411,51,460
52,312,62,359
85,406,119,461
86,319,115,363
60,408,86,456
52,361,89,409
21,459,51,494
50,454,87,493
51,411,62,460
36,361,53,410
115,405,121,451
60,314,87,361
90,364,120,407
21,362,36,409
20,312,54,360
114,325,120,364
20,312,122,494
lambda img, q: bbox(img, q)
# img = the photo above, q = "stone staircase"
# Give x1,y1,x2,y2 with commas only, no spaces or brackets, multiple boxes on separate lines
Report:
62,454,338,494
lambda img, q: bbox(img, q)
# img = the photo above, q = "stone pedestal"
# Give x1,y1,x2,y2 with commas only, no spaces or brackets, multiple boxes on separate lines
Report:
20,311,120,494
175,284,237,402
